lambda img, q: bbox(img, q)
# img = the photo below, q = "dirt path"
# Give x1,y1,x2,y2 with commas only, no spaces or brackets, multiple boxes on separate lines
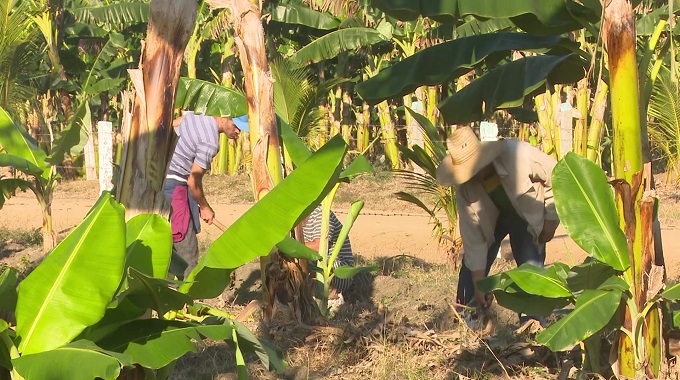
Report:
3,190,680,278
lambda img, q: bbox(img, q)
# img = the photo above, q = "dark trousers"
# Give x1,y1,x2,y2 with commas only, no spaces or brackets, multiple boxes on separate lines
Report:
456,213,546,306
163,179,200,279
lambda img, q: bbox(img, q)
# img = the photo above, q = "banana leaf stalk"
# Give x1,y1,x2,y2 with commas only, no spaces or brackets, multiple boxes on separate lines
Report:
586,79,609,163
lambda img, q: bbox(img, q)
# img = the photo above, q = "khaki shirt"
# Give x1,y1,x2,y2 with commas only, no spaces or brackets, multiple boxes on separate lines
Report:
457,140,559,272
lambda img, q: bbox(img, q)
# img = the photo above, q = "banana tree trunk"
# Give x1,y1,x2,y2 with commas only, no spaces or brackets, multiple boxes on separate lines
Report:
214,0,318,324
116,0,196,219
378,101,399,169
604,0,663,377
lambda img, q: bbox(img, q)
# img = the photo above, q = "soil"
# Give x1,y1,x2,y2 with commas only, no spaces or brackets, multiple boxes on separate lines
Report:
2,175,680,379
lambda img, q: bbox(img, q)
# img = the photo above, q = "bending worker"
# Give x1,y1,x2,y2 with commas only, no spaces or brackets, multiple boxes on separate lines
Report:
436,126,559,313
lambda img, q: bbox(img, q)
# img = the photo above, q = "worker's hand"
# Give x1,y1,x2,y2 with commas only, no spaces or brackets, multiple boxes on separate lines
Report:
539,219,560,243
200,204,215,225
475,289,493,309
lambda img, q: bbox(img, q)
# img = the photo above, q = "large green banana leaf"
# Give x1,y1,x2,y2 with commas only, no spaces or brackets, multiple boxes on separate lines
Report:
477,274,569,316
536,289,622,351
552,152,629,271
356,33,576,104
123,268,192,316
0,328,12,371
0,267,18,313
495,289,570,317
270,4,340,30
12,340,132,380
175,78,247,117
180,136,347,299
125,213,172,279
0,177,32,210
438,54,586,124
369,0,597,34
97,319,233,369
455,17,515,37
0,153,43,177
78,298,147,344
504,263,572,298
289,27,388,66
16,193,126,355
276,236,322,261
566,259,618,294
0,108,46,172
279,117,312,165
70,2,149,30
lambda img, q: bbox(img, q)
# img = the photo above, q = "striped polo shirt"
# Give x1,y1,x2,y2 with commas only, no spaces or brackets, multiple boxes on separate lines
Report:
303,205,354,292
167,112,220,181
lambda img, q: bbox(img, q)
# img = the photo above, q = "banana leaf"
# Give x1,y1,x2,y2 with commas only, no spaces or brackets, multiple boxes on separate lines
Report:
180,136,347,299
340,155,373,181
566,259,618,294
45,102,89,166
16,193,126,355
0,177,33,209
12,340,132,380
0,267,18,313
504,263,572,298
662,282,680,300
289,27,388,66
77,298,147,344
0,329,12,371
0,153,43,177
279,117,312,165
97,319,232,370
369,0,597,34
495,288,571,317
70,2,149,30
406,107,446,160
438,54,586,124
270,4,340,30
455,17,515,37
553,152,629,271
125,213,172,279
0,108,47,172
175,78,247,118
122,268,192,316
334,264,379,279
356,33,576,104
537,289,622,351
276,236,322,261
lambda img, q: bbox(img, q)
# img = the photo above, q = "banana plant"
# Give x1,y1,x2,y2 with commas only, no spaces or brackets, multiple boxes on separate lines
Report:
279,120,377,315
478,153,667,377
0,108,70,253
394,108,457,252
0,132,353,379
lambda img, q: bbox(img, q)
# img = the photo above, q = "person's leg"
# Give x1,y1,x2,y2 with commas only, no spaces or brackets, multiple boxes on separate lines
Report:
506,216,546,325
507,219,545,268
173,218,199,280
456,219,509,306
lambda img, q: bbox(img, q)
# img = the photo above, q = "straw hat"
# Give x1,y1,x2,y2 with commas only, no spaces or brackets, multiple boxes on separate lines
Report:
436,126,505,187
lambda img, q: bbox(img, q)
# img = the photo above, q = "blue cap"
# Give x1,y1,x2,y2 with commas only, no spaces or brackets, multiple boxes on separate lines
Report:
233,115,249,132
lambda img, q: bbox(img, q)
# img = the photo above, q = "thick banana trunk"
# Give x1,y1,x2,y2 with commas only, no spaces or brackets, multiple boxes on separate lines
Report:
117,0,196,220
604,1,663,377
213,0,318,324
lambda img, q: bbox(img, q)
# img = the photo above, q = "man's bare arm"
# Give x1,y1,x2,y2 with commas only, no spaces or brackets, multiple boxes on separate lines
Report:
187,162,214,225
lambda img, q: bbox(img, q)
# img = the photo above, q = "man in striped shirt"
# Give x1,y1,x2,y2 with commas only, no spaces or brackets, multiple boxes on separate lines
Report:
164,111,249,278
302,205,355,297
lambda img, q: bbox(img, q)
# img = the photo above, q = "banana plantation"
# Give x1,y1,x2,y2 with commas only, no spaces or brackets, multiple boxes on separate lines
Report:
2,0,680,378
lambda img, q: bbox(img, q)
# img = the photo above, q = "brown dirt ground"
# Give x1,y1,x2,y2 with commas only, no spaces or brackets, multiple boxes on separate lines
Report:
2,174,680,379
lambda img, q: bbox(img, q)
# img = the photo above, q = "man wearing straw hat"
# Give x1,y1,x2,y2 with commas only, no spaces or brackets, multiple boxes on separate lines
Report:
436,126,560,315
